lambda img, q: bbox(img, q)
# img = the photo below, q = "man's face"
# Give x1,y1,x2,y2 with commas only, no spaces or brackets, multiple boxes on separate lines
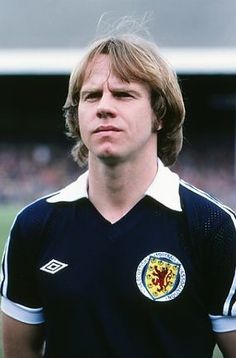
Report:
78,54,157,165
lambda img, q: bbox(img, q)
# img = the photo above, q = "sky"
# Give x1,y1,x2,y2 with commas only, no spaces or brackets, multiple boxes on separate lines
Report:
1,0,236,49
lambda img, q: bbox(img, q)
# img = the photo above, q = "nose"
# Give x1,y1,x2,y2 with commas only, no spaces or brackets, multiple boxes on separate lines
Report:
96,93,116,119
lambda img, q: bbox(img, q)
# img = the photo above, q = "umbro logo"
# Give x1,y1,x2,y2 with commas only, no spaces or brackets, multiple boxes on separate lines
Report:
40,259,68,274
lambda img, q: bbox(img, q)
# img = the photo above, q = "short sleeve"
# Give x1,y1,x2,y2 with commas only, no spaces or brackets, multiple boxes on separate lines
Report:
204,211,236,319
0,212,45,324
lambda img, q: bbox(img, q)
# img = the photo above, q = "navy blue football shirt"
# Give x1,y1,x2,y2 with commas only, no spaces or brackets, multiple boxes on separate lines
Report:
1,160,236,357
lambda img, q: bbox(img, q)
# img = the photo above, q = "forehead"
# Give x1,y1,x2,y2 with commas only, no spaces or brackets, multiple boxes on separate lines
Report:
83,55,111,82
81,54,149,92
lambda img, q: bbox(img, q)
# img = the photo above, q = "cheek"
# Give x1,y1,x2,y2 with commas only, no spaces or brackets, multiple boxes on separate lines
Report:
78,120,86,141
78,106,87,134
77,116,86,142
136,107,156,133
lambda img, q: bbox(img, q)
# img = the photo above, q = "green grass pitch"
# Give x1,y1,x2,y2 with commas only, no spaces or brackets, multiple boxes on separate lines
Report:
0,204,22,253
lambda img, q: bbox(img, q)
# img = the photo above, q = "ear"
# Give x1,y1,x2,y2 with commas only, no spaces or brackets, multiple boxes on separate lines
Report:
153,117,163,131
156,120,163,131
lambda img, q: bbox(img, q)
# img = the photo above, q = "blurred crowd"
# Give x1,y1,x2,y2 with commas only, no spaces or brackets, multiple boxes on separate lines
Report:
0,143,80,205
175,143,236,210
0,143,236,211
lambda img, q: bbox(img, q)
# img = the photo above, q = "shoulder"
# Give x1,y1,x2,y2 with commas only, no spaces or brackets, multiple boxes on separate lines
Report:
179,179,235,216
13,171,88,240
15,170,88,229
179,179,236,235
12,193,59,240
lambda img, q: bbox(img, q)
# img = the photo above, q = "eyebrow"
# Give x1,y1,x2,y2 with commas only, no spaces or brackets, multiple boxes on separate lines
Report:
111,88,141,97
80,87,142,98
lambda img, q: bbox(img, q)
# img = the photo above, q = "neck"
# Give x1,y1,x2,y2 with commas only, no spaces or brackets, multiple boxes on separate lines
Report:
88,155,158,223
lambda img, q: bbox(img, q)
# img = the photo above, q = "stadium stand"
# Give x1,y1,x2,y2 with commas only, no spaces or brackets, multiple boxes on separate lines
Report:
1,142,235,210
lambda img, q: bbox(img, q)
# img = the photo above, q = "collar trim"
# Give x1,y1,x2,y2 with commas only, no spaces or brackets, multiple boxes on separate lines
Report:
46,160,182,212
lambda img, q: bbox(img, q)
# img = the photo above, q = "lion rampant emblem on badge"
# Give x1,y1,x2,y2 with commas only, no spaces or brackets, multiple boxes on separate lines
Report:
145,257,179,299
136,252,186,302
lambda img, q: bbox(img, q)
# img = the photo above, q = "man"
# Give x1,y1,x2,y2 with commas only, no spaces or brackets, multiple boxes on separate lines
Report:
1,33,236,357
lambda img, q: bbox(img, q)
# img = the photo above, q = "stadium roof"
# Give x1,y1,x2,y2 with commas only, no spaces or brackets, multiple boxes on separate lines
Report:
1,47,236,75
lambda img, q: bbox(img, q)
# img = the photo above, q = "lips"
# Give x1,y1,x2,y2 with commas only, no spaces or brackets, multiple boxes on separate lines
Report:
94,125,121,133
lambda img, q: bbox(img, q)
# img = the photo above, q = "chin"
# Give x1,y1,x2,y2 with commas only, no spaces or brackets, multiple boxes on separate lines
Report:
97,153,124,166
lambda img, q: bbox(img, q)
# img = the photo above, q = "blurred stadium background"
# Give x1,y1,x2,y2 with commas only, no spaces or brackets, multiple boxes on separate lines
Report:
1,0,236,357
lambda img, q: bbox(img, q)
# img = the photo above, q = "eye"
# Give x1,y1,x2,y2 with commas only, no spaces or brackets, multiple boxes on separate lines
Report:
114,91,133,98
82,92,101,102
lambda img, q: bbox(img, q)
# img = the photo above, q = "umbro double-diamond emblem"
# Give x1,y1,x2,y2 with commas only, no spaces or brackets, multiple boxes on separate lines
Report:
40,259,68,274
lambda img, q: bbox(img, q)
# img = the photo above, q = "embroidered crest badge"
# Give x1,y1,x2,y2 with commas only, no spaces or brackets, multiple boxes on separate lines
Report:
136,252,186,302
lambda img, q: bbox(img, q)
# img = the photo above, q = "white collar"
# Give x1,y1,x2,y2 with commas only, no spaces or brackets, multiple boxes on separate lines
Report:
47,159,182,212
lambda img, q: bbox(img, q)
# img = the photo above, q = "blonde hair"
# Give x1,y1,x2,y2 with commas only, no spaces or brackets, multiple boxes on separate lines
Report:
64,34,185,167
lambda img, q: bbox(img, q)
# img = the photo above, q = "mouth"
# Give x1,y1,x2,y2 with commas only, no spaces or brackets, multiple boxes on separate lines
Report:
94,125,121,133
